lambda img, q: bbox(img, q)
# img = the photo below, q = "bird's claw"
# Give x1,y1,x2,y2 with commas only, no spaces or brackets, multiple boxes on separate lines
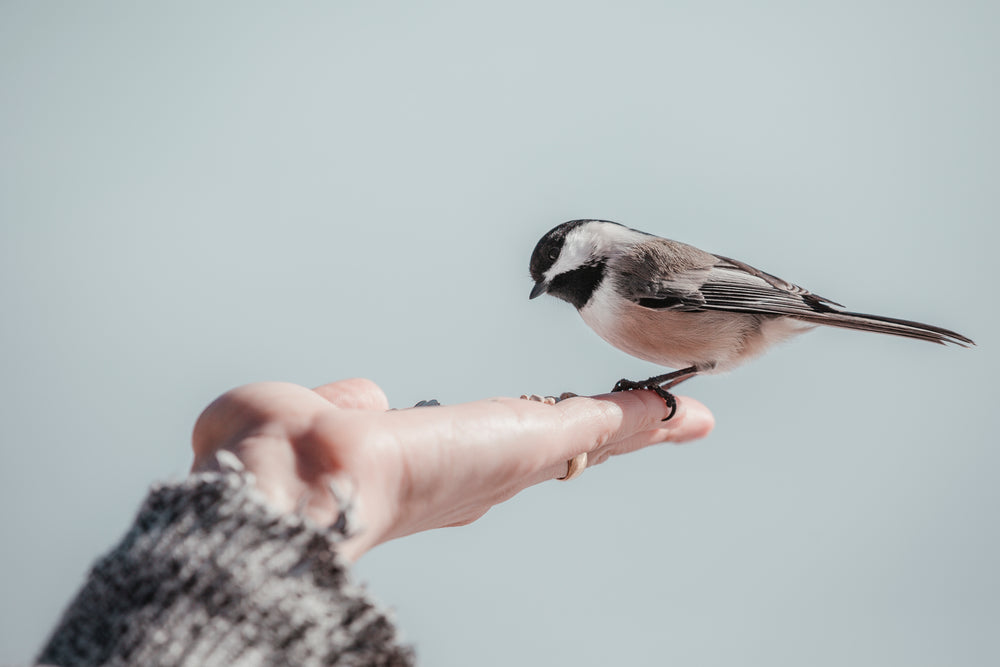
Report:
611,379,678,422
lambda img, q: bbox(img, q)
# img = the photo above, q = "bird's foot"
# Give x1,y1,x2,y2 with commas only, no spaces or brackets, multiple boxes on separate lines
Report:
612,378,678,422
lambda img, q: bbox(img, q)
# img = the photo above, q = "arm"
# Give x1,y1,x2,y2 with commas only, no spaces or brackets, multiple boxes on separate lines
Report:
38,380,714,665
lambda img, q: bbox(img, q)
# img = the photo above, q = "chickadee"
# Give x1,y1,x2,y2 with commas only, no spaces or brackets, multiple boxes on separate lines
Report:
528,219,973,419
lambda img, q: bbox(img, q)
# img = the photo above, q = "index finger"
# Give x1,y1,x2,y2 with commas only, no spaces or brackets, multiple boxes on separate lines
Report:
365,389,712,489
553,389,715,457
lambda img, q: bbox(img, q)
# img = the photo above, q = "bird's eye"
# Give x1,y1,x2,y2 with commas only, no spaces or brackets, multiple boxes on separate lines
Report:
546,247,559,261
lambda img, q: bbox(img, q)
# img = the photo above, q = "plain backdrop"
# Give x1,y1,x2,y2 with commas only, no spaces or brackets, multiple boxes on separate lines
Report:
2,2,997,665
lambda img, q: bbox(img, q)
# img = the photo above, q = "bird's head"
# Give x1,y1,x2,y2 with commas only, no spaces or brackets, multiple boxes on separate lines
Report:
528,219,637,309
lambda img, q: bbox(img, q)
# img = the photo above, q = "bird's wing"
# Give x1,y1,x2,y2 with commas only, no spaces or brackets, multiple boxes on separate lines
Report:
622,252,843,316
618,247,973,347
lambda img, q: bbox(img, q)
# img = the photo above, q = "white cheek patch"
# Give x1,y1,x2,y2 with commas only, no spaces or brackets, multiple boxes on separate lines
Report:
545,235,592,281
543,222,650,282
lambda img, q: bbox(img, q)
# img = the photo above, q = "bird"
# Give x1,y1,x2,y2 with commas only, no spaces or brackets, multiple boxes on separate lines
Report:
528,219,974,419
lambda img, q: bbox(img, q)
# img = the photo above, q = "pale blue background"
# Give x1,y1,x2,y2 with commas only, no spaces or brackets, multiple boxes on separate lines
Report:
2,2,997,665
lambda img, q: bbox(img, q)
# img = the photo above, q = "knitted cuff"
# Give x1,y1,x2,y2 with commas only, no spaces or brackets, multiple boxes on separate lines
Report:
37,466,414,666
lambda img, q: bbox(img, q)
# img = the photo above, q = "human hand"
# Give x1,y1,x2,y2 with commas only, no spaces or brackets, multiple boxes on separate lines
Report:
191,379,714,561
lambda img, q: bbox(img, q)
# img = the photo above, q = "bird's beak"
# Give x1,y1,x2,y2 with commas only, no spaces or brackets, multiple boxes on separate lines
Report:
529,280,549,299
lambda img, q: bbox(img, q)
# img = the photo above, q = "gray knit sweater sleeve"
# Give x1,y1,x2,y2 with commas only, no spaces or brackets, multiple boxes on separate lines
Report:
36,467,415,666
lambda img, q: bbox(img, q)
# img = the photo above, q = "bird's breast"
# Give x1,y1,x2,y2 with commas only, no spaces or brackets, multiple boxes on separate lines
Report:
578,285,799,372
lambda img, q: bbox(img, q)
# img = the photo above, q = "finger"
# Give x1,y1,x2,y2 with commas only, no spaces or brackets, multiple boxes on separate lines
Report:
614,395,714,446
541,394,713,477
591,397,715,458
365,390,711,492
191,381,317,463
552,389,696,452
312,378,389,411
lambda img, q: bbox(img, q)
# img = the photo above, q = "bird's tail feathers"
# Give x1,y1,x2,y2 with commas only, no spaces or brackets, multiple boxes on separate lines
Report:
794,311,974,347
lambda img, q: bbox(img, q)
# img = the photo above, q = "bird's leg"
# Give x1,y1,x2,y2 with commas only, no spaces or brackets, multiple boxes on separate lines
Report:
612,366,699,422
